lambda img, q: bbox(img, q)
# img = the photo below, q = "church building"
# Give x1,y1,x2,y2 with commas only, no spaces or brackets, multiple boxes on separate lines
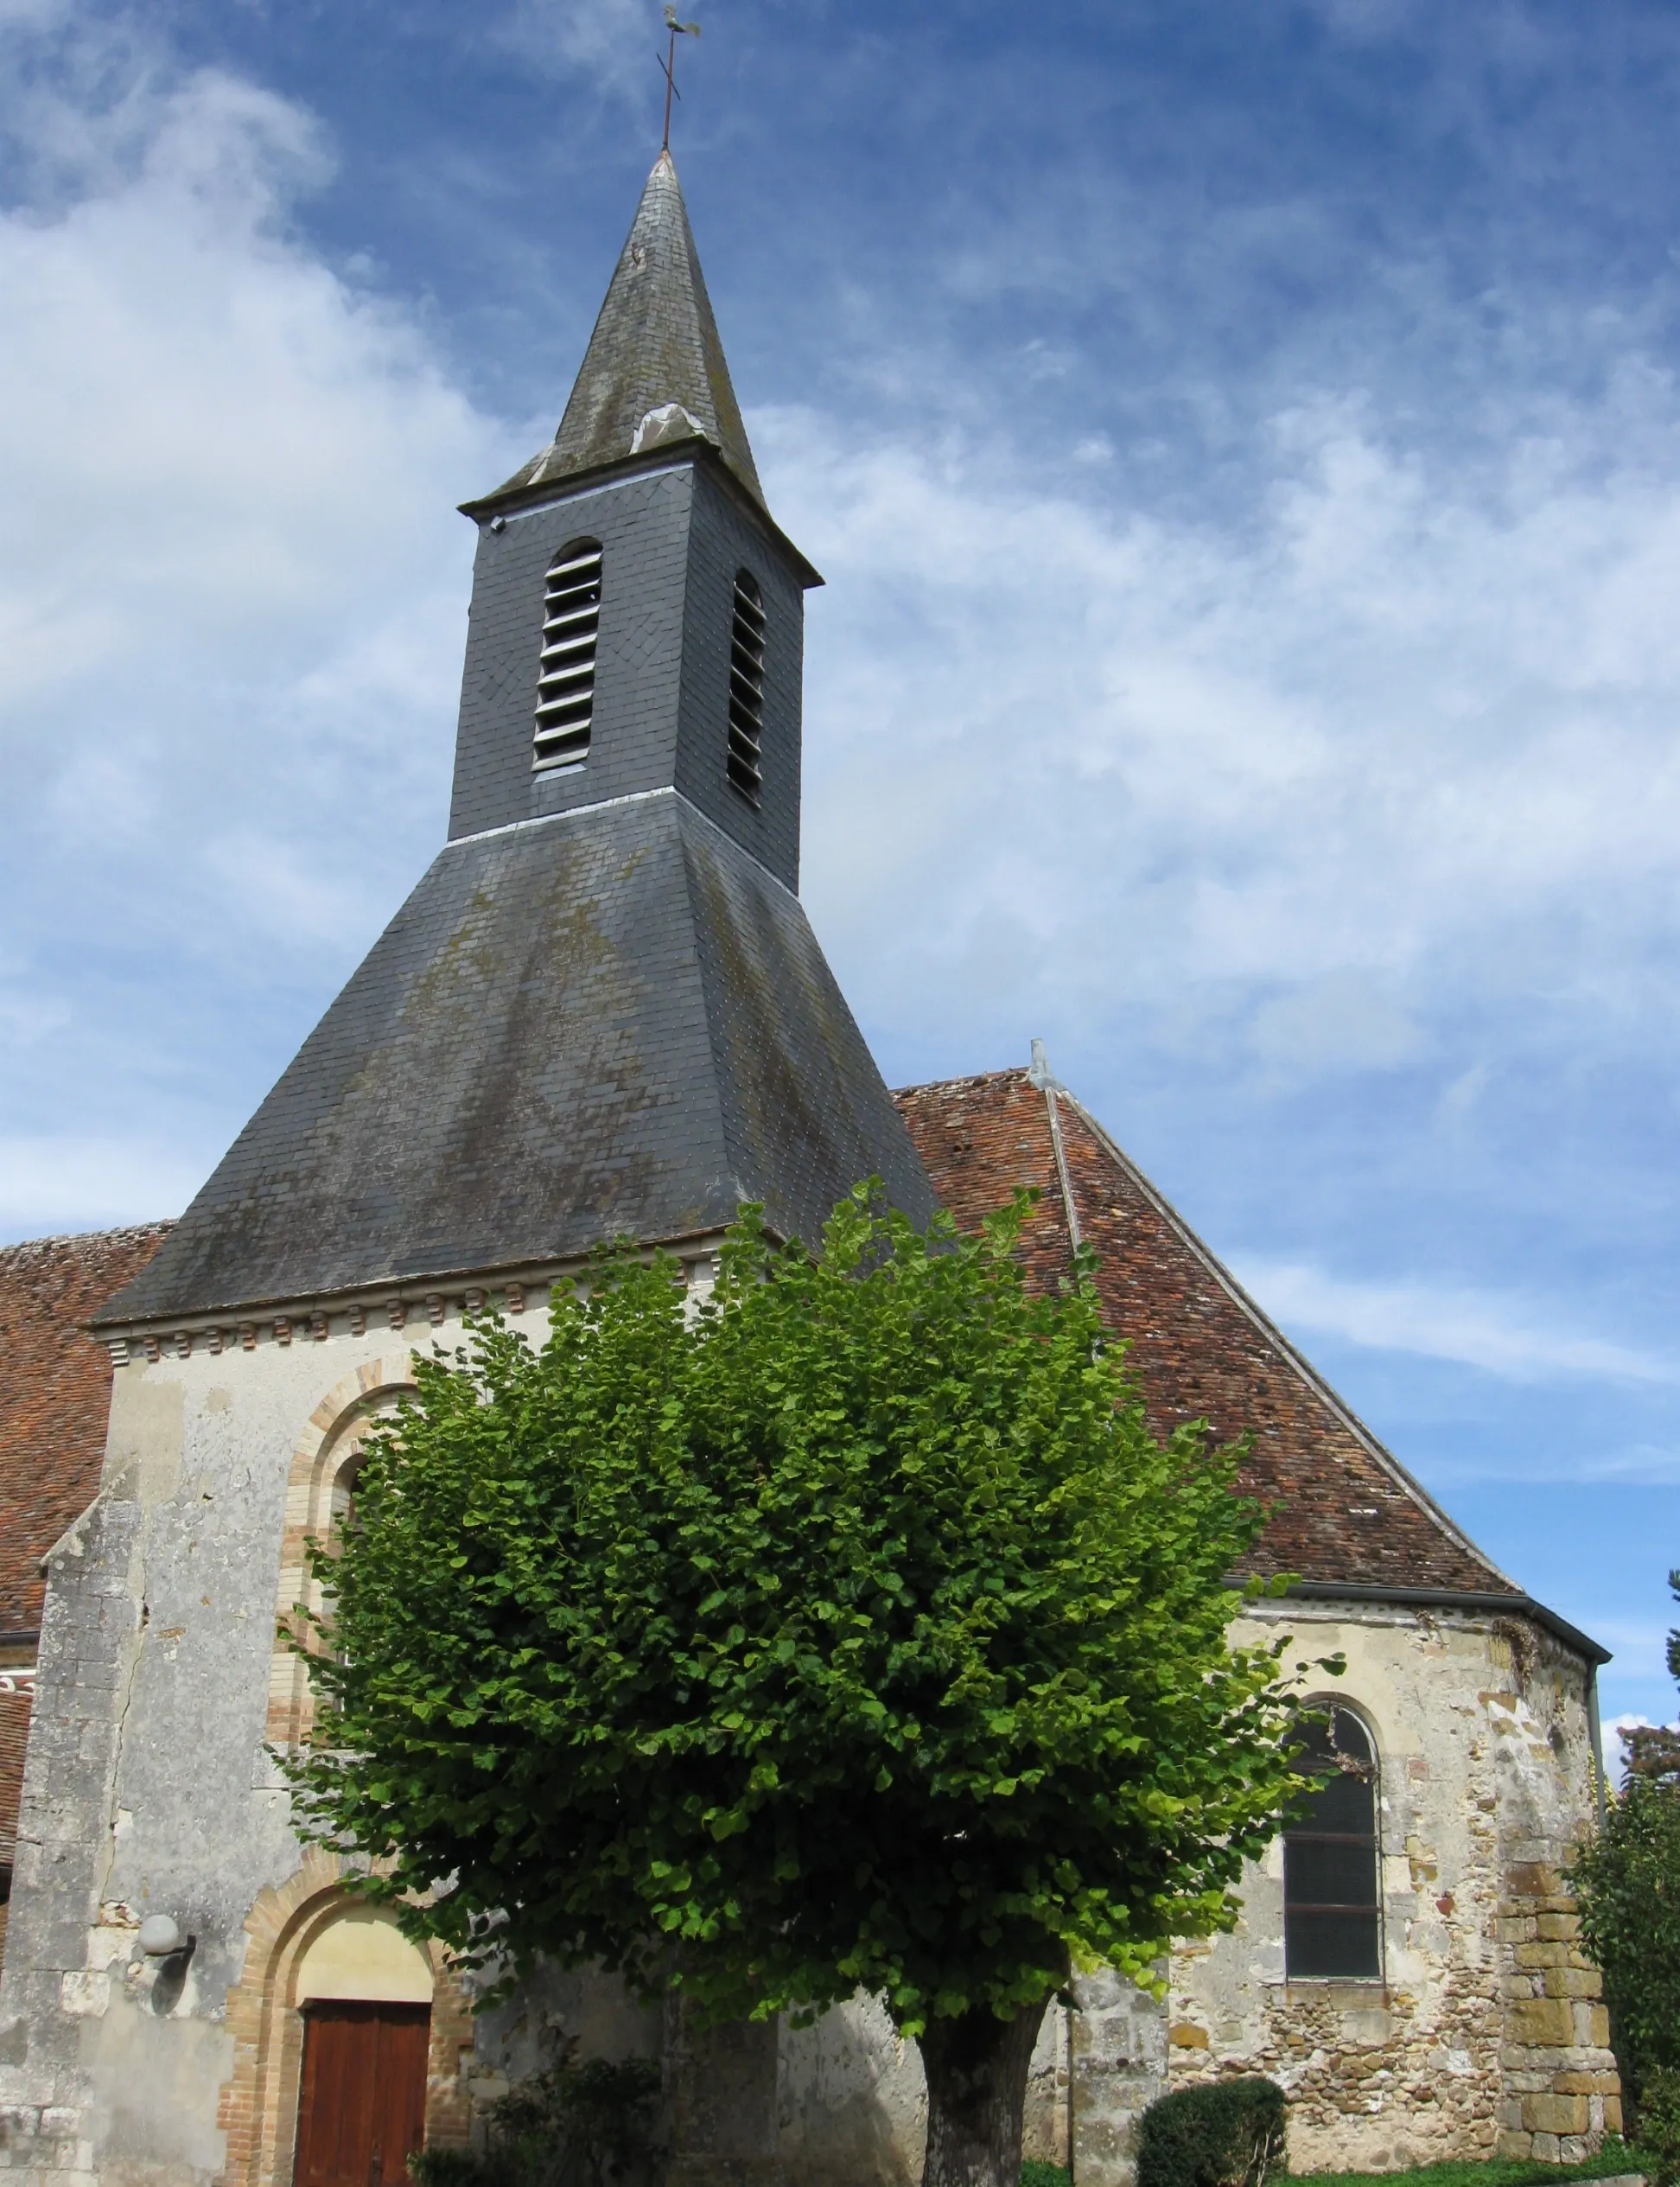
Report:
0,152,1618,2187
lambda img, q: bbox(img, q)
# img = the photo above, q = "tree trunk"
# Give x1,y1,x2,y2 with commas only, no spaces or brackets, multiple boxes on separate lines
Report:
918,1997,1053,2187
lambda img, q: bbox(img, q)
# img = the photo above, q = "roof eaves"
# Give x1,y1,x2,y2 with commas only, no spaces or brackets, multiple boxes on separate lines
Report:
458,442,824,590
1276,1579,1610,1666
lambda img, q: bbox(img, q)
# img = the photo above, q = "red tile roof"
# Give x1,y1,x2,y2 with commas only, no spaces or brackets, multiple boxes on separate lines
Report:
0,1225,171,1636
895,1068,1516,1598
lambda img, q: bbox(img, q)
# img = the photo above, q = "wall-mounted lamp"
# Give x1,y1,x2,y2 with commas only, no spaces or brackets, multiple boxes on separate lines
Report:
138,1914,182,1956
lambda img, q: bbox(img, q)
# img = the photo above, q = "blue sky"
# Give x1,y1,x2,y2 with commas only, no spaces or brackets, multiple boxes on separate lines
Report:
3,0,1680,1731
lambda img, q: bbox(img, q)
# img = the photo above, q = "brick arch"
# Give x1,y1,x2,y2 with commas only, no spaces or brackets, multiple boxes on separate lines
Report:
267,1354,418,1753
216,1848,474,2187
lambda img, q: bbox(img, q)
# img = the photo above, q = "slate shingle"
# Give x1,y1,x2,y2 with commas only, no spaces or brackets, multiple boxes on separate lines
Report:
478,151,764,514
98,800,932,1325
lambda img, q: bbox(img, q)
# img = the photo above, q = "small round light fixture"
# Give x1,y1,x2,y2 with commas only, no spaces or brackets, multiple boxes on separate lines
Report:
138,1914,182,1956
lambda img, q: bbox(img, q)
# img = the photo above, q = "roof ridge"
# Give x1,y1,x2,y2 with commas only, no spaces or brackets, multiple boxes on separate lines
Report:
0,1220,175,1262
894,1065,1033,1098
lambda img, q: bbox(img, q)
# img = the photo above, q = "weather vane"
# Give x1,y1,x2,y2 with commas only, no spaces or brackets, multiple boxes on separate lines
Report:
659,4,700,153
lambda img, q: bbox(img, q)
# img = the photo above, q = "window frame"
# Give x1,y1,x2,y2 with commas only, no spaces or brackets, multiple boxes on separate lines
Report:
1282,1699,1385,1985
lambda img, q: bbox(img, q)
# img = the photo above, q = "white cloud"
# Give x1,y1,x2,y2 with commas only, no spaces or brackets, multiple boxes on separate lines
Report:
493,0,652,94
0,48,523,1023
760,374,1680,1080
1226,1259,1677,1387
0,1136,205,1230
0,32,535,1239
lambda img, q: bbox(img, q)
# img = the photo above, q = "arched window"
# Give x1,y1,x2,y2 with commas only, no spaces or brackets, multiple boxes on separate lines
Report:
727,568,766,804
533,539,602,773
1284,1705,1382,1980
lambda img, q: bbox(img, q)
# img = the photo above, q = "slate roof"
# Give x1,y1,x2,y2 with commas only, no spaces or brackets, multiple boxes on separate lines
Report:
896,1065,1523,1601
0,1225,169,1633
479,151,765,514
98,795,933,1327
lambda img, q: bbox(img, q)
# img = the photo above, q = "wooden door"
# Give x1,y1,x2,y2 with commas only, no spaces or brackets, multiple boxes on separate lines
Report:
294,2002,431,2187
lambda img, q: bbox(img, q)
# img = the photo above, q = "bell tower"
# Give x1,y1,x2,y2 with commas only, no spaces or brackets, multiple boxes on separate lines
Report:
99,152,932,1334
448,152,818,896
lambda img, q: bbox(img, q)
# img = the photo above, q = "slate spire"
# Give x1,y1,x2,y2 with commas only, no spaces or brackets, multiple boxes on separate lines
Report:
490,150,765,510
92,149,934,1333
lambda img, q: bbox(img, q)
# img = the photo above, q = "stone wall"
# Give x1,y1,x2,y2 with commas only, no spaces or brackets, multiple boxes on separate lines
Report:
0,1312,1615,2187
0,1288,558,2186
1162,1599,1614,2176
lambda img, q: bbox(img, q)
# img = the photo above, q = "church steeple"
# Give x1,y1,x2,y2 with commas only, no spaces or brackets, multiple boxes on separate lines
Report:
447,153,818,875
482,151,764,513
94,152,933,1336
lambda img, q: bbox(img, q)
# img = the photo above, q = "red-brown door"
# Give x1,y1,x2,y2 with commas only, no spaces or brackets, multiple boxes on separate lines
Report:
294,2002,431,2187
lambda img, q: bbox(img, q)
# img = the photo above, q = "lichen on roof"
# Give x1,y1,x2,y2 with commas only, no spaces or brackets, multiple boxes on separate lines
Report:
484,150,765,512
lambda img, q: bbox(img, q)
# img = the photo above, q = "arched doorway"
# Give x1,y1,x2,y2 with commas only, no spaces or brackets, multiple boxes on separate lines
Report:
292,1906,435,2187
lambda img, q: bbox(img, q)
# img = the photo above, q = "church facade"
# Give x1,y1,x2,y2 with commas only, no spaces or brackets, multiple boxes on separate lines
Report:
0,155,1617,2187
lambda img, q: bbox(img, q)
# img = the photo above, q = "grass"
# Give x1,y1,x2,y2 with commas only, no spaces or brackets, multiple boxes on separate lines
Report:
1022,2143,1651,2187
1288,2147,1648,2187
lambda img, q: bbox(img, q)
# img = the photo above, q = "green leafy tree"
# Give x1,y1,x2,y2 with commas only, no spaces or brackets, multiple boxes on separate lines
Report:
1574,1572,1680,2128
1622,1571,1680,1784
291,1189,1329,2187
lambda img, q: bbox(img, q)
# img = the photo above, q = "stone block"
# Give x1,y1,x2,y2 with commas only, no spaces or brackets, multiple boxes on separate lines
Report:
1531,2133,1562,2162
1577,2004,1611,2047
1508,1999,1575,2046
1541,1967,1600,1999
1604,2095,1623,2133
1522,2094,1588,2135
1498,2132,1534,2160
1537,1912,1579,1942
1515,1943,1568,1968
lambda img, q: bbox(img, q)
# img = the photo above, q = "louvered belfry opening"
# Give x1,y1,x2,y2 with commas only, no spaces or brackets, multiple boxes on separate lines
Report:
727,568,766,804
533,539,603,772
1284,1706,1383,1980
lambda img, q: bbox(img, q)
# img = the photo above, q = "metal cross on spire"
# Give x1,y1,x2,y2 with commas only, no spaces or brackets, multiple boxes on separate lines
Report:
659,5,701,152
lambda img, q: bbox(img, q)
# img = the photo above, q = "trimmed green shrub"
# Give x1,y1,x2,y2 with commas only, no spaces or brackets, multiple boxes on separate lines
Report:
1019,2165,1072,2187
1136,2077,1288,2187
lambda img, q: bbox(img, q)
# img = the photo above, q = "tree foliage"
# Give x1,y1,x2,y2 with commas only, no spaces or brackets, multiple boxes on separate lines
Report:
1622,1569,1680,1784
290,1188,1327,2037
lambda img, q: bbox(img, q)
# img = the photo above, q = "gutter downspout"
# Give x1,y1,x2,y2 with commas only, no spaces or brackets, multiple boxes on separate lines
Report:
1588,1667,1608,1827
